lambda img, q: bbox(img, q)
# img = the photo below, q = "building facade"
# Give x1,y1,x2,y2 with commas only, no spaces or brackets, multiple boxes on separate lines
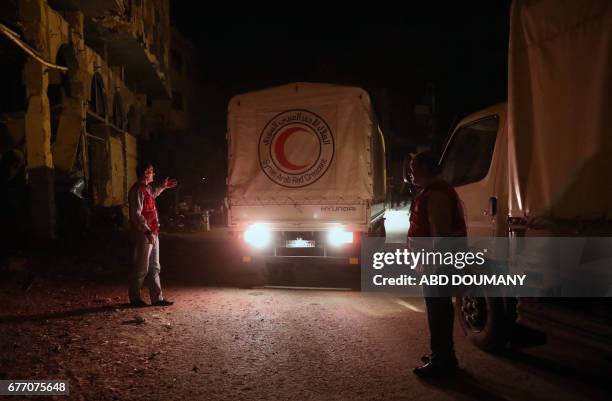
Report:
0,0,171,243
147,26,196,138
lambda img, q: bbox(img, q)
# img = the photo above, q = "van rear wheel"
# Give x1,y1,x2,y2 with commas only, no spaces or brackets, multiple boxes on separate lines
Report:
455,294,509,352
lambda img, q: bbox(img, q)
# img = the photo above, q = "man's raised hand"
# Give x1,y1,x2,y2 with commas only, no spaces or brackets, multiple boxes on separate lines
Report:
163,177,178,189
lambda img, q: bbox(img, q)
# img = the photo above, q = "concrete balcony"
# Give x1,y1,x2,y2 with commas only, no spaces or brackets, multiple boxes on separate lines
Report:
48,0,126,18
49,0,171,99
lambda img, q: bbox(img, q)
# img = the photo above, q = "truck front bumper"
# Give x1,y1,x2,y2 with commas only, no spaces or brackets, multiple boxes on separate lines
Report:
241,255,360,266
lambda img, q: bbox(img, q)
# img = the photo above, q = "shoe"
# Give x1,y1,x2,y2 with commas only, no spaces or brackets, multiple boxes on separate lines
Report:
413,359,459,378
420,354,458,364
130,299,149,308
152,299,174,307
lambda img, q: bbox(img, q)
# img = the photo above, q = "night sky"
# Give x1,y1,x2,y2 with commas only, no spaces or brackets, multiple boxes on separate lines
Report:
170,5,511,162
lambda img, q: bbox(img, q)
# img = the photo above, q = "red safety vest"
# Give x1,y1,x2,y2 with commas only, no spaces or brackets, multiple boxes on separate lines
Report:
408,180,466,238
140,184,159,235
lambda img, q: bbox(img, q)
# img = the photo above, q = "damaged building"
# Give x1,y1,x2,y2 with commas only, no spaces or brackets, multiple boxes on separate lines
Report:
146,26,196,139
141,26,214,216
0,0,172,247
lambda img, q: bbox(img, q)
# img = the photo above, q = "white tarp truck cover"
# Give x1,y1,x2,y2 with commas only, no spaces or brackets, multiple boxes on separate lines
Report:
508,0,612,222
227,83,385,229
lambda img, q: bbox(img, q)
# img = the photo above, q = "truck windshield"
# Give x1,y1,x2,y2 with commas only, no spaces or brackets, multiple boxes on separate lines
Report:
439,115,499,187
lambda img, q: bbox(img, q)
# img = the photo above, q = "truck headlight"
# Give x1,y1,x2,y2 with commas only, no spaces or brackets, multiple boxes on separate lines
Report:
243,223,271,248
328,227,353,247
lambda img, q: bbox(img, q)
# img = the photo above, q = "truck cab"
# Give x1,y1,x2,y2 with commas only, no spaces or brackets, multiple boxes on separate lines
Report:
438,103,508,238
439,104,612,353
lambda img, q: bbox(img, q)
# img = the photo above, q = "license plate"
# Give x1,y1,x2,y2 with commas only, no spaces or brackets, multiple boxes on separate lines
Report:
285,239,316,248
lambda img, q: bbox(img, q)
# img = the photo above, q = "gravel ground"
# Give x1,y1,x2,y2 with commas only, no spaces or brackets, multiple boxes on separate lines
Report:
1,278,610,401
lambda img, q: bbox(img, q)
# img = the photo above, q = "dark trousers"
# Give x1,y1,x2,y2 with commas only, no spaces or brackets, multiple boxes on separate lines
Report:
424,296,455,360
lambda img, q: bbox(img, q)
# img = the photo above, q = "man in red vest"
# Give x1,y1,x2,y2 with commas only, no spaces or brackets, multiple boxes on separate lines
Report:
128,163,178,307
408,151,466,377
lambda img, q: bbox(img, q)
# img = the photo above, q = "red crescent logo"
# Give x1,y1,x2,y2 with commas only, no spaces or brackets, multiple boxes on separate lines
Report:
274,127,309,171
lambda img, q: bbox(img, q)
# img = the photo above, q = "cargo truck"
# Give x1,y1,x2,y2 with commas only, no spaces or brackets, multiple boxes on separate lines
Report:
226,83,386,283
436,0,612,353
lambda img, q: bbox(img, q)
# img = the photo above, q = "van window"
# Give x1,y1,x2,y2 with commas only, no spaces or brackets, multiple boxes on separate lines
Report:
439,116,499,186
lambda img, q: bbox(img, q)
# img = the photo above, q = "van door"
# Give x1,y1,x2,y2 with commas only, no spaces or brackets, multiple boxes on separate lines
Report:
439,107,506,237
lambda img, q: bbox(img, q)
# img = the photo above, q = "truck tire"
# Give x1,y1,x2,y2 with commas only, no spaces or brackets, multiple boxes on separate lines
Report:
454,294,509,352
239,263,267,289
239,274,265,289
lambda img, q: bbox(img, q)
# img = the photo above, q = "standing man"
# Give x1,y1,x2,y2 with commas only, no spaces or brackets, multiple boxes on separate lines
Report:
128,163,178,307
407,151,466,377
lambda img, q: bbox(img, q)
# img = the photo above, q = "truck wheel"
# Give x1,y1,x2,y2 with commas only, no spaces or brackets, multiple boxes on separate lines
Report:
454,294,509,351
238,263,267,289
